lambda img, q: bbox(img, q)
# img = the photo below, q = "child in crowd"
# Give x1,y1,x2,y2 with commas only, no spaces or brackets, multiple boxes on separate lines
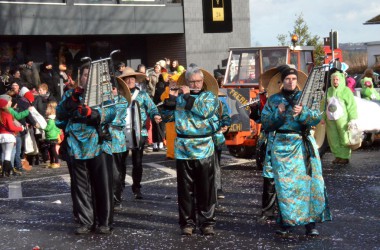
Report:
0,96,23,176
44,101,61,168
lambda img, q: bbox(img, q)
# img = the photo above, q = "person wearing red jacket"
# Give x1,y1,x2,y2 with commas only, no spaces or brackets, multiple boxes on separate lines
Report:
0,96,23,177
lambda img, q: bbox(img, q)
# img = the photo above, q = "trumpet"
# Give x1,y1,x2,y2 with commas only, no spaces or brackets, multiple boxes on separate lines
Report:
238,98,260,109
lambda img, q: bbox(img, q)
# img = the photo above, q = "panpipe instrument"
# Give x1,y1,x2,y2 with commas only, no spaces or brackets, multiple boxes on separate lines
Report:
81,50,120,108
296,65,328,111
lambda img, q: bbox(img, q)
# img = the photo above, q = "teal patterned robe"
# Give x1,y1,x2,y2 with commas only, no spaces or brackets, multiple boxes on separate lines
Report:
131,88,160,137
161,91,219,160
102,95,129,154
56,88,116,160
213,101,231,150
261,90,332,226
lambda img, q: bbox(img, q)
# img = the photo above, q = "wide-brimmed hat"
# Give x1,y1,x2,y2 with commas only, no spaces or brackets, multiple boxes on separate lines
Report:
59,64,67,71
261,65,308,97
116,67,146,84
114,77,132,106
177,68,219,96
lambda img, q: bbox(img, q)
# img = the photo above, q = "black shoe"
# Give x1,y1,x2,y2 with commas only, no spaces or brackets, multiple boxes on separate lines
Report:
75,226,93,235
181,226,194,236
275,226,292,237
96,226,112,235
217,189,225,199
201,226,215,236
257,215,274,225
132,187,143,199
153,148,159,152
114,203,122,212
306,228,320,237
305,223,319,236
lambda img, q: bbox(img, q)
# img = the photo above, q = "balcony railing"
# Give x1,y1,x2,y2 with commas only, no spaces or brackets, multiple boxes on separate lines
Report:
0,0,182,5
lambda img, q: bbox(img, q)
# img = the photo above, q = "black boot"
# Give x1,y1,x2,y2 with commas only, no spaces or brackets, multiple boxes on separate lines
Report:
258,177,276,224
2,160,12,177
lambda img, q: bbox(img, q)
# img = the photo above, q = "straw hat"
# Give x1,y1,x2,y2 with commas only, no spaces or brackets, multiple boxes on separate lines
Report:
263,67,308,97
116,67,146,84
59,64,67,71
177,68,219,96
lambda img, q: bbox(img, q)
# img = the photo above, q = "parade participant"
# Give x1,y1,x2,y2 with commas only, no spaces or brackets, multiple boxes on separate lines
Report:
248,88,277,224
161,66,220,236
106,85,130,211
323,71,358,164
360,75,380,100
213,91,231,199
261,65,331,237
116,67,161,199
56,63,117,235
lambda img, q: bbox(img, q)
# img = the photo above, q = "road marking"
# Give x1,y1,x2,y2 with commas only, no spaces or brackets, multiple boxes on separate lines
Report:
8,181,22,199
61,174,71,186
0,154,253,200
144,162,177,177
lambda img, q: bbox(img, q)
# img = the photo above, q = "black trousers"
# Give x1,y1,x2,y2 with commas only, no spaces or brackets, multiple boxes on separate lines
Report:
262,177,276,217
214,148,222,190
113,151,128,204
129,137,146,190
176,155,216,228
59,137,78,219
47,140,59,164
152,119,165,143
71,153,114,228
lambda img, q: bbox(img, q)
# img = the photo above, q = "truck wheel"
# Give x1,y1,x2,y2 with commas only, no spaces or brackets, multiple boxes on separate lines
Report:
361,133,375,147
227,145,256,158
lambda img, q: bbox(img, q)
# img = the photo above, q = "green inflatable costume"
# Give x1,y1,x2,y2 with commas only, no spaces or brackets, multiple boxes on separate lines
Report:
324,72,358,162
360,77,380,100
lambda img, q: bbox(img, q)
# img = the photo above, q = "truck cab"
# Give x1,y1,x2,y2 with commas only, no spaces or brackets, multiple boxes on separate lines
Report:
221,46,315,157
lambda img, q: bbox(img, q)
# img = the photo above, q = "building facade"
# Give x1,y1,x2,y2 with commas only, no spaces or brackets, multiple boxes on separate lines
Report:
1,0,250,76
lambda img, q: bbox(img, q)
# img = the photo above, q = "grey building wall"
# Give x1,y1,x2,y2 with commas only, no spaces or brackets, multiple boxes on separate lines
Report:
183,0,251,73
0,3,184,35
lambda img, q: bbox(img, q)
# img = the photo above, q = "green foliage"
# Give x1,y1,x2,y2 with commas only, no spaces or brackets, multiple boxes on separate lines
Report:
277,13,325,66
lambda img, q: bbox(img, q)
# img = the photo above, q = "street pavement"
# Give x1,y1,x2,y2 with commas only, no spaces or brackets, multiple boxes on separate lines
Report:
0,144,379,250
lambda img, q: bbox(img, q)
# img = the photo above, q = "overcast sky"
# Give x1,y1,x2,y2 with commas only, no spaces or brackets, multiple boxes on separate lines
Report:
249,0,380,46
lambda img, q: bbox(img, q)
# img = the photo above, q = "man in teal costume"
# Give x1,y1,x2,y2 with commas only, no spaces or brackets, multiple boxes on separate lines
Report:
261,65,331,236
161,66,220,236
56,63,118,235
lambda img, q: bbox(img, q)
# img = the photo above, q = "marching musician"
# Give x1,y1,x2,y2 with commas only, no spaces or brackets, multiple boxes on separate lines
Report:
247,88,278,224
116,67,161,200
161,66,219,236
261,65,331,237
213,90,231,200
105,85,130,211
56,63,117,235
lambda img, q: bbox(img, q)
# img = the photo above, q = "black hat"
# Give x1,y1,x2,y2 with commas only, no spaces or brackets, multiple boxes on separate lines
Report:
24,56,33,64
278,65,298,81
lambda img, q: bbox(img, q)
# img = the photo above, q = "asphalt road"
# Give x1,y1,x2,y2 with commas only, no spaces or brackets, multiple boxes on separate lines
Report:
0,144,379,250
